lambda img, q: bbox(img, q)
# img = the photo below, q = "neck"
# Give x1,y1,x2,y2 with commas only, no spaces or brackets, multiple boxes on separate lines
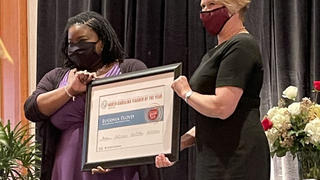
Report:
217,13,247,45
85,58,104,73
96,61,117,77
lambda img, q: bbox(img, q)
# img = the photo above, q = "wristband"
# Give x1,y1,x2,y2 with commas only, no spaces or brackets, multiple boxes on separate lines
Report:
64,86,76,101
184,90,193,103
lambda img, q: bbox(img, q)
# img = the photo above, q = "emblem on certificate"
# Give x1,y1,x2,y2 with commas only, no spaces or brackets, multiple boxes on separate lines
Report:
81,63,182,170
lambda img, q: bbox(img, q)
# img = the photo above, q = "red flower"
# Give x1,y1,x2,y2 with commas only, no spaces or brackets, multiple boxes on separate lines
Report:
314,81,320,91
261,117,273,131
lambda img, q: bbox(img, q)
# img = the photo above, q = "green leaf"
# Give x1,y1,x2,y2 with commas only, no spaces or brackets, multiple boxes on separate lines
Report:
276,148,288,157
0,119,41,179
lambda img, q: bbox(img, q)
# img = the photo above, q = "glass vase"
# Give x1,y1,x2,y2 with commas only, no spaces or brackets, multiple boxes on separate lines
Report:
298,150,320,179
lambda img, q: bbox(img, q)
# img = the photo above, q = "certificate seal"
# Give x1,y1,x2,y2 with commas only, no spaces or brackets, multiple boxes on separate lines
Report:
100,100,108,110
145,106,163,122
148,108,158,120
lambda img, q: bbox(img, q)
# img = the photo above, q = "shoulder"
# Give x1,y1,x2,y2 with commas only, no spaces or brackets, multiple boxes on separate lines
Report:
220,33,261,61
120,59,147,73
227,33,260,50
39,67,69,88
44,67,69,78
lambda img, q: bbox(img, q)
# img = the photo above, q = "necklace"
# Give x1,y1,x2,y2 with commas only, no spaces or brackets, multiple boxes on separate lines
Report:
226,26,248,39
96,62,117,77
216,27,249,48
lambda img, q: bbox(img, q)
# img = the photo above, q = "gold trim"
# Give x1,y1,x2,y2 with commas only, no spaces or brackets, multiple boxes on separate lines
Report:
0,57,2,119
0,38,14,64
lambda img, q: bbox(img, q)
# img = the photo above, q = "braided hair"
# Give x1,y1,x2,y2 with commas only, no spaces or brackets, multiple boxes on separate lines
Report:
60,11,125,68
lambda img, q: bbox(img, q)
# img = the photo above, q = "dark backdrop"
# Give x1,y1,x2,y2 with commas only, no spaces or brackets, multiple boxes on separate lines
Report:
37,0,320,179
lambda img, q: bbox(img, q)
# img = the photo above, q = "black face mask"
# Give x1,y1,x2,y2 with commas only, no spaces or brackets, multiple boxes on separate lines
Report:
67,41,102,72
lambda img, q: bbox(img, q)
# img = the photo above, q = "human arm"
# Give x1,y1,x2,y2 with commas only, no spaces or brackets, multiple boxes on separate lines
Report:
171,38,262,119
36,69,96,116
24,68,96,120
155,126,195,168
24,68,65,122
180,126,195,150
172,76,243,119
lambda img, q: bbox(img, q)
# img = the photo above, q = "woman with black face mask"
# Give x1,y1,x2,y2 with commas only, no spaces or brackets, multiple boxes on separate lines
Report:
155,0,270,180
24,11,147,180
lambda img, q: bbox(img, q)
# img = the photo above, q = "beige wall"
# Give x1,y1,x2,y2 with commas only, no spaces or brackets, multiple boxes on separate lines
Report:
28,0,37,94
0,0,28,126
27,0,37,134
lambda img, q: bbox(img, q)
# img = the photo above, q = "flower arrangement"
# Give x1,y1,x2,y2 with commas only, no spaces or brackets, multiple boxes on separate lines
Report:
262,82,320,179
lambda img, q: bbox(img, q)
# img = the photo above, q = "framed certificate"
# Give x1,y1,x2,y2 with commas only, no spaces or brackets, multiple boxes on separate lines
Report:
81,63,182,171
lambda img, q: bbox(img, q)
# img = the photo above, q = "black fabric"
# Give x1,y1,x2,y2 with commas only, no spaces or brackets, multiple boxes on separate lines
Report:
245,0,320,113
37,0,320,180
215,34,263,98
189,33,269,180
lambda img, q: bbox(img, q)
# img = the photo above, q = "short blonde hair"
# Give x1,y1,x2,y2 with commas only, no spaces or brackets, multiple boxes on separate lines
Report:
215,0,251,21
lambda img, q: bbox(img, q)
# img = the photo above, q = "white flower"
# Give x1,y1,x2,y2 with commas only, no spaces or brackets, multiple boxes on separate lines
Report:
266,128,279,149
267,107,291,130
282,86,298,100
302,97,312,104
267,107,289,119
271,113,291,129
304,118,320,145
315,104,320,109
267,107,279,120
288,102,301,116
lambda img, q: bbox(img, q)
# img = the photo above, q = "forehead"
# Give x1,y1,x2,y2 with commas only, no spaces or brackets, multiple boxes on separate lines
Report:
68,24,97,39
201,0,215,4
200,0,222,6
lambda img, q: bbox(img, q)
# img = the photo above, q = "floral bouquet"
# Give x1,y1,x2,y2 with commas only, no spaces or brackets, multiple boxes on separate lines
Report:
262,81,320,179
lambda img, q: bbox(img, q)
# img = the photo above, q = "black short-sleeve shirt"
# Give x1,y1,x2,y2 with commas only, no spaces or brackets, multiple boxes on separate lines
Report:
189,33,269,180
190,33,263,98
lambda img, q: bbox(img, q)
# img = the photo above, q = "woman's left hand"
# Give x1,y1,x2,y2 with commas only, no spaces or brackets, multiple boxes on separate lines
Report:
155,154,175,168
171,76,192,98
91,166,113,174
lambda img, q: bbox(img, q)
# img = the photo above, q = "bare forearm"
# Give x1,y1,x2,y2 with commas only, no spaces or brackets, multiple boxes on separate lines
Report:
171,76,242,119
36,87,73,116
181,126,196,151
186,87,243,119
187,92,226,119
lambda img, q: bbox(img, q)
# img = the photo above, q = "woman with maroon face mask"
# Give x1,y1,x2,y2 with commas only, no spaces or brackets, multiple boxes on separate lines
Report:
155,0,270,179
24,11,148,180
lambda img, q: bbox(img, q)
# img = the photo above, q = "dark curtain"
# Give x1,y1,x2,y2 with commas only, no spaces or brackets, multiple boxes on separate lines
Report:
37,0,320,179
245,0,320,112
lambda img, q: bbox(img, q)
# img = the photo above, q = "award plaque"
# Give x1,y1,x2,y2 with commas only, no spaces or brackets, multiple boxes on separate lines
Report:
81,63,181,171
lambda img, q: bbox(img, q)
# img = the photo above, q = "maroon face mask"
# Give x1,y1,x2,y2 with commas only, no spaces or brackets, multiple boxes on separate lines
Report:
200,6,230,36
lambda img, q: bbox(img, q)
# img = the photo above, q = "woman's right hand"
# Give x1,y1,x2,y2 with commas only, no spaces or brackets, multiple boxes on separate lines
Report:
66,69,97,96
36,69,97,116
155,154,175,168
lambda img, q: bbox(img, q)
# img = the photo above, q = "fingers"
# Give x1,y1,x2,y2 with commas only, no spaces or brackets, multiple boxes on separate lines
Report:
171,76,190,98
155,154,174,168
155,154,162,168
69,70,97,95
91,168,99,174
76,70,96,85
77,70,89,84
91,166,112,174
171,76,187,89
87,72,97,81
